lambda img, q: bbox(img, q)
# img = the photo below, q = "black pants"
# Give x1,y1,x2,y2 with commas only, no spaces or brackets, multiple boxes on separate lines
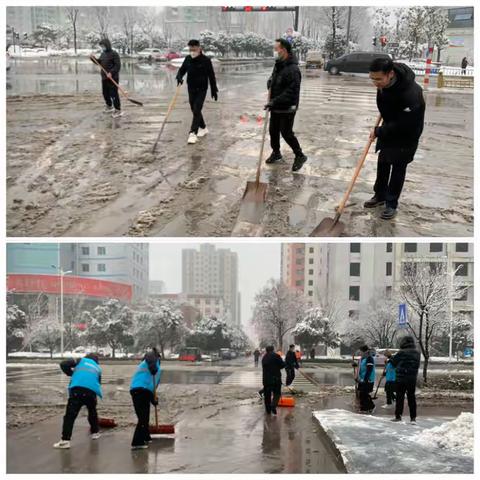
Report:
61,387,99,441
130,388,153,446
385,381,396,405
269,111,302,156
373,148,415,209
188,88,207,134
263,381,281,414
102,78,121,110
358,382,375,412
285,367,295,386
254,357,259,367
395,379,417,420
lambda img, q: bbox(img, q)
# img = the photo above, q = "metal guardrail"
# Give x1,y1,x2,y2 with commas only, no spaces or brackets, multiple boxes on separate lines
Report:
405,62,474,77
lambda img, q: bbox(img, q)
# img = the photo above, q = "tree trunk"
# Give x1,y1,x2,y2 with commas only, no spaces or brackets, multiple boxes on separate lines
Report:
50,348,53,359
112,346,116,358
73,24,77,54
422,356,429,384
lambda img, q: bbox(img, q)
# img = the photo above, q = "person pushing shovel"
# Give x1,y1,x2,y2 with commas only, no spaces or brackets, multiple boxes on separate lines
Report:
90,38,123,118
53,353,102,449
130,348,162,450
176,39,218,145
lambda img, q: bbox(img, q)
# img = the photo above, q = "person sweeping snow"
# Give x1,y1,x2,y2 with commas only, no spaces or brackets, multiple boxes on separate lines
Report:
356,345,376,413
53,353,102,449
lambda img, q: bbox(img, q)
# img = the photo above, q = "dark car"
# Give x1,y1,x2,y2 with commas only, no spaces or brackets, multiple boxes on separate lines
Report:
325,51,391,75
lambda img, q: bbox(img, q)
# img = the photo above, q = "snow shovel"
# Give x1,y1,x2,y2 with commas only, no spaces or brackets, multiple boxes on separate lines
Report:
372,366,386,400
149,376,175,435
310,114,382,237
90,55,143,107
152,85,182,153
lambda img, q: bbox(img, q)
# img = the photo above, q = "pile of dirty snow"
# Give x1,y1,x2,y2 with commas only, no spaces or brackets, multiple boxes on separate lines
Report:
412,412,473,457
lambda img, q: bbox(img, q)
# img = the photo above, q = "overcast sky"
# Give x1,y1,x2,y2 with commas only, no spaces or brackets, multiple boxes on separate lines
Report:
149,243,281,326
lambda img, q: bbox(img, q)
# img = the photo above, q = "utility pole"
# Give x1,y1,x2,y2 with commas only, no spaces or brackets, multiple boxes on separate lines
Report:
345,6,352,52
294,6,299,31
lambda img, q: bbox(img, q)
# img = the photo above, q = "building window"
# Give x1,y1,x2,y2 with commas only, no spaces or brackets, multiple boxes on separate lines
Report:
386,262,392,276
308,280,313,286
81,247,89,255
308,291,313,296
309,258,314,264
429,243,443,253
296,258,303,265
71,261,75,271
350,262,360,276
404,243,417,253
309,269,314,275
386,286,392,298
98,246,106,255
295,280,303,286
348,310,359,321
456,243,469,253
455,262,468,276
456,289,468,302
429,262,440,274
81,264,89,272
386,243,392,253
309,247,314,253
349,286,360,301
403,262,416,276
97,264,106,272
350,243,360,253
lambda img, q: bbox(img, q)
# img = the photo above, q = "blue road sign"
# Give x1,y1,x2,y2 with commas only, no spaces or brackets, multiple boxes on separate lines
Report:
398,304,407,328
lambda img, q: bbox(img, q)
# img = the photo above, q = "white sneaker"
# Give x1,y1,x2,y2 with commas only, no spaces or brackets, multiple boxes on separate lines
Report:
91,433,101,440
131,444,148,450
103,106,115,113
187,133,198,144
197,127,209,137
53,440,71,449
112,110,124,118
410,419,417,425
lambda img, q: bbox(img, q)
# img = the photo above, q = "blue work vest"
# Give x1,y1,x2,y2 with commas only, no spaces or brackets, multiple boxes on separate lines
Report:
69,357,103,398
385,360,396,382
130,359,161,393
358,356,375,383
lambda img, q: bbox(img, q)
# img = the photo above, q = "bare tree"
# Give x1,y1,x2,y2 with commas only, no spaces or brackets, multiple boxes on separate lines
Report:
93,6,110,39
424,7,450,61
65,7,79,54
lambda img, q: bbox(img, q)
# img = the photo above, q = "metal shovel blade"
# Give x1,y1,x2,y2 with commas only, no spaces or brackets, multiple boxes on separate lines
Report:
236,181,268,225
310,217,345,237
242,181,268,203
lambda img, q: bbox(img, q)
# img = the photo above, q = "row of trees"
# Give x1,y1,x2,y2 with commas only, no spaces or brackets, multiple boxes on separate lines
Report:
251,260,473,383
7,297,250,359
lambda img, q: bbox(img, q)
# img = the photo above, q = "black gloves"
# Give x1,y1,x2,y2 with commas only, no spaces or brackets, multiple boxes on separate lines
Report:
212,91,218,101
151,397,158,406
176,78,183,86
264,101,273,110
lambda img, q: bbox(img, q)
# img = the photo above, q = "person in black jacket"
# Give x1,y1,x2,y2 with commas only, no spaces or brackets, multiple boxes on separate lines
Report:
262,345,285,415
90,38,122,118
390,335,421,424
461,57,468,75
265,38,307,172
285,344,299,388
176,39,218,145
365,58,425,220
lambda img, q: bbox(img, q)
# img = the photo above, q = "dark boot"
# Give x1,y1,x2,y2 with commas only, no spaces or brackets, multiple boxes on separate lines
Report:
363,196,385,208
292,153,307,172
381,207,397,220
266,151,282,164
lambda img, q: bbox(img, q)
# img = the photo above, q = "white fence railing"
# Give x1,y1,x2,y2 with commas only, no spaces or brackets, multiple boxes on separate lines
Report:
405,62,474,77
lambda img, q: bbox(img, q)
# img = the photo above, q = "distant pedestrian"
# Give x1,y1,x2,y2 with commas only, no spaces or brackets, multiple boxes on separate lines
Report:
130,348,162,449
366,58,425,220
265,38,307,172
176,39,218,145
254,348,261,367
285,344,300,388
90,38,122,118
262,345,285,416
461,57,468,75
382,350,396,406
295,349,302,366
53,353,102,449
357,345,376,413
390,336,420,424
310,347,316,360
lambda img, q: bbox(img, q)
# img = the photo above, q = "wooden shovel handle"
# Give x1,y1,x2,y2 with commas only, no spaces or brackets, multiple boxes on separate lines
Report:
255,90,271,186
90,55,128,97
336,114,382,215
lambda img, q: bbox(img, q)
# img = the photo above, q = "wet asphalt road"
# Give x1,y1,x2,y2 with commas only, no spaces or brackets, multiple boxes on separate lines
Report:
6,57,473,237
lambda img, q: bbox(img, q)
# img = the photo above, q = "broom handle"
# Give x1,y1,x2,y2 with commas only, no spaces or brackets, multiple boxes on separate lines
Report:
90,55,128,98
374,366,386,397
153,85,181,152
337,114,382,215
255,90,271,187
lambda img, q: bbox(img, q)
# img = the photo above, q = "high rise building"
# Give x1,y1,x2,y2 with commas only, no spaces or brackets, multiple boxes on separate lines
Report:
7,7,64,35
182,244,239,325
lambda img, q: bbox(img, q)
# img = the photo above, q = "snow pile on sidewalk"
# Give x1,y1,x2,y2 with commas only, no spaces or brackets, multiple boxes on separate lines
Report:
412,412,473,457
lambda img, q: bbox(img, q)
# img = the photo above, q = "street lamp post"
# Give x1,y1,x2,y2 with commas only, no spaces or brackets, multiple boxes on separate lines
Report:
51,264,72,357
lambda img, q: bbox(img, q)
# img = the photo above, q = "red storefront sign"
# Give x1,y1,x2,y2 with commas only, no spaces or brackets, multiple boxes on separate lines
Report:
7,274,132,302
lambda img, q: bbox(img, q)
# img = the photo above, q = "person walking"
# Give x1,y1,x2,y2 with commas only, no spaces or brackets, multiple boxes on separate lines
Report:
261,345,285,416
461,57,468,75
365,57,425,220
356,345,376,413
130,348,162,449
265,38,307,172
90,38,122,118
53,353,102,449
176,39,218,145
382,350,396,407
254,348,261,367
285,344,300,388
390,336,420,424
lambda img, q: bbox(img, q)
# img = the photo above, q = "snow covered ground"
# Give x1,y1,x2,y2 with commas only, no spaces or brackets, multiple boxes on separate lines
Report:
313,409,473,474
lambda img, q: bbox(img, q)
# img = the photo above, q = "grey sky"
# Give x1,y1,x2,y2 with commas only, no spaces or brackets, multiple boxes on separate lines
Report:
149,243,281,326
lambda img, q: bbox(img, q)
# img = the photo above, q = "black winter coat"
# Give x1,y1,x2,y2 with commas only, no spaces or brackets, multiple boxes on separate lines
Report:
176,53,218,94
91,39,121,81
285,350,299,369
390,336,421,382
262,352,285,386
267,54,301,112
374,63,425,152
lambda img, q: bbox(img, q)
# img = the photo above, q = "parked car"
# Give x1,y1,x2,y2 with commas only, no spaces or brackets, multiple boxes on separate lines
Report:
325,51,391,75
138,48,164,61
179,347,201,362
305,50,324,69
162,51,181,61
219,348,233,360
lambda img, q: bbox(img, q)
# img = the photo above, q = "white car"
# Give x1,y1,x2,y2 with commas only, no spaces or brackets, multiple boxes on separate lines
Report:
137,48,164,61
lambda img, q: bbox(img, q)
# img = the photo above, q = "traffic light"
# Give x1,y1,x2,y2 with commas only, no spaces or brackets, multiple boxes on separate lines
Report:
372,37,377,47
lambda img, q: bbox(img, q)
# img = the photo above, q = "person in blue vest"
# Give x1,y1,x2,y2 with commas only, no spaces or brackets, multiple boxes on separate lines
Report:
130,347,162,449
357,345,376,413
382,350,396,406
53,353,102,449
